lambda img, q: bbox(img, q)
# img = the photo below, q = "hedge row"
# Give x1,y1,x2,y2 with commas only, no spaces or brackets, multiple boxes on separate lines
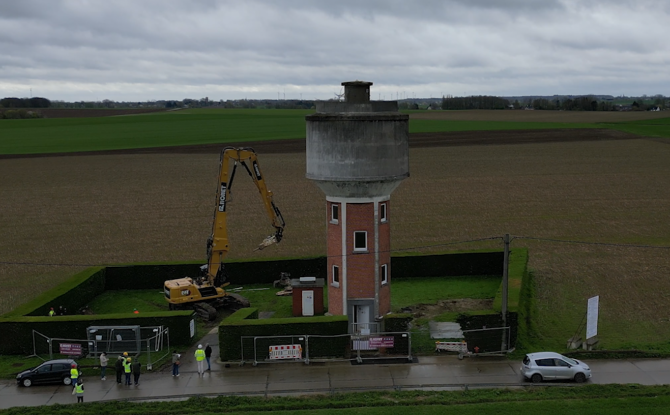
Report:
219,309,349,361
102,250,505,291
456,312,519,354
492,248,528,313
104,257,327,289
383,313,413,332
0,311,195,355
2,250,514,356
453,248,528,353
3,267,106,318
392,251,503,278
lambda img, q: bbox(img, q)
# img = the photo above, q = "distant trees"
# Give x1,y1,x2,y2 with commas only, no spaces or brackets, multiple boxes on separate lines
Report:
0,97,51,108
441,95,510,110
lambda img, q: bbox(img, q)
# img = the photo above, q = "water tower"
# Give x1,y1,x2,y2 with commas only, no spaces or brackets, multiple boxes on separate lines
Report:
305,81,409,333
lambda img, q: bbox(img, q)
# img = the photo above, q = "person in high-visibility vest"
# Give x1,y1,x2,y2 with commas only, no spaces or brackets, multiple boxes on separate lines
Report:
194,344,206,375
48,307,55,317
70,363,79,387
74,380,85,403
123,357,132,385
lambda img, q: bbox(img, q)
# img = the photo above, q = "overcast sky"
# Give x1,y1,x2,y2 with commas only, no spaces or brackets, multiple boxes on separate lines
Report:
1,0,668,102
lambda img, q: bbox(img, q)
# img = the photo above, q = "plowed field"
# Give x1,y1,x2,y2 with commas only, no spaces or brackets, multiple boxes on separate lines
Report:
1,127,669,351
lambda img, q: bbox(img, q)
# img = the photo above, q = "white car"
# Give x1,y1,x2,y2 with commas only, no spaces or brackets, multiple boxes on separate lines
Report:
520,352,591,383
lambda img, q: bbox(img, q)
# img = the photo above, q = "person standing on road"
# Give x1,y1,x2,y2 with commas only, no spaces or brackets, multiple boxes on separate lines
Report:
49,307,55,317
70,363,79,387
99,352,108,380
172,351,181,377
205,343,212,371
75,379,85,403
132,359,141,386
123,357,132,385
194,344,206,375
115,355,124,384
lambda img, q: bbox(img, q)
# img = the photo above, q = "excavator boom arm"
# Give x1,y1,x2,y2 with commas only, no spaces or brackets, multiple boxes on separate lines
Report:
207,147,285,281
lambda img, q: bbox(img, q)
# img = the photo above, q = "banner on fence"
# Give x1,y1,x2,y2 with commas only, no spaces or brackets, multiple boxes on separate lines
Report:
59,343,82,356
369,336,395,348
435,341,468,353
269,344,302,360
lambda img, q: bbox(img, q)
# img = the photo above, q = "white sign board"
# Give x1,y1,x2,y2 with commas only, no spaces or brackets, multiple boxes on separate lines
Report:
269,344,302,360
189,319,195,338
586,296,599,339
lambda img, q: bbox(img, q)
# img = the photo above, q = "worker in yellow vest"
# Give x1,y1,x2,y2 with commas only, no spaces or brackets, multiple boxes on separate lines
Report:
70,363,79,387
123,357,132,385
194,344,206,375
74,380,85,403
48,307,55,317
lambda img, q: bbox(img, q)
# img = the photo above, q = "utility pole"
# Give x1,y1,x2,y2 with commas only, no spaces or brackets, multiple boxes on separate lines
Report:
501,233,510,352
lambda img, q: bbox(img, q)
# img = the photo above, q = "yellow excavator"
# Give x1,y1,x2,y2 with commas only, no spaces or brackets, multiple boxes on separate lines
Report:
164,147,285,320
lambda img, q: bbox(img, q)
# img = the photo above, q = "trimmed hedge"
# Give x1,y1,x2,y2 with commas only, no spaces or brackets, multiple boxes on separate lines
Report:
0,311,195,355
219,310,349,361
449,249,526,353
383,313,413,332
2,250,519,357
3,267,106,318
104,257,327,289
391,251,503,278
457,312,519,354
492,248,528,313
103,251,505,290
105,263,202,290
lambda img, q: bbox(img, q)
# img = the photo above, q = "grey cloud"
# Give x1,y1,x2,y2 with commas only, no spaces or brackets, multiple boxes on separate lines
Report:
0,0,667,101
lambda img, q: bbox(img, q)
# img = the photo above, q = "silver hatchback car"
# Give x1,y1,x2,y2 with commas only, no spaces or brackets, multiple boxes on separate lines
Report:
520,351,592,383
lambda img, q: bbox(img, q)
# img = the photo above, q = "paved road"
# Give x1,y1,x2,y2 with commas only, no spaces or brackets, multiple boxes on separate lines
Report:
3,333,670,409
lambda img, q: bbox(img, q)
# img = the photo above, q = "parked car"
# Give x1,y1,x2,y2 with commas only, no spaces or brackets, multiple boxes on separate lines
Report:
520,352,591,383
16,359,77,387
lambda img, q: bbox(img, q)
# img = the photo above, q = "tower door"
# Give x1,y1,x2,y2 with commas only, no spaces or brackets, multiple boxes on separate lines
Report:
302,290,314,316
353,305,370,334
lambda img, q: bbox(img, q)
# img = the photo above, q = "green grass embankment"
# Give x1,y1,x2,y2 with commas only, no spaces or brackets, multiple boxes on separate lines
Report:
1,385,669,414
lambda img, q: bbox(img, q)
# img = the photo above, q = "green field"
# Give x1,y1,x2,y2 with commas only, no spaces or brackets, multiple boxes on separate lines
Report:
1,109,668,154
2,109,670,358
390,276,500,310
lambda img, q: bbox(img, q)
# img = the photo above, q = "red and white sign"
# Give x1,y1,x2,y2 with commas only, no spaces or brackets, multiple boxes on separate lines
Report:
435,341,468,353
369,336,395,348
59,343,82,356
269,344,302,360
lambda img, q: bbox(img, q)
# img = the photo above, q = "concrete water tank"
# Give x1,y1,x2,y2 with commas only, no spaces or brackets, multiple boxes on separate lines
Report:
305,81,409,198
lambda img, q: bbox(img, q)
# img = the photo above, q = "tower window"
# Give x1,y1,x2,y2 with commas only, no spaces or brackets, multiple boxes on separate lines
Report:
332,265,340,287
331,204,339,224
380,203,387,223
354,231,367,252
381,264,388,285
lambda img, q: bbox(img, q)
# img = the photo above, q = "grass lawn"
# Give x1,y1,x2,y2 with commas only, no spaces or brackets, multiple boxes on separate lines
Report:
227,285,299,318
390,276,500,311
86,277,493,320
2,385,670,414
